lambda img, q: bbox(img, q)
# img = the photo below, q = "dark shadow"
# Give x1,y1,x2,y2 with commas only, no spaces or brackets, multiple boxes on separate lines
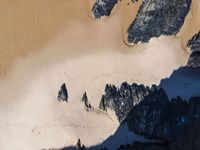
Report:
159,66,200,100
48,124,155,150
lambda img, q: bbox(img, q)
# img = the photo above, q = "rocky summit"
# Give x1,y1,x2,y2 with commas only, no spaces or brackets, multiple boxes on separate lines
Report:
127,0,191,44
187,31,200,68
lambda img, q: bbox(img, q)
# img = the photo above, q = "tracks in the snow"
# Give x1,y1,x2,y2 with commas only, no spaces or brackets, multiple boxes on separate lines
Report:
0,120,113,130
0,110,115,130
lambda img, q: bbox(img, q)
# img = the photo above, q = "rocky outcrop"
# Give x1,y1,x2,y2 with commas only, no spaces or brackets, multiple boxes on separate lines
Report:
187,31,200,50
99,82,155,122
92,0,119,19
127,0,191,44
91,0,191,43
82,92,93,111
98,79,200,150
49,85,200,150
125,95,200,150
76,139,86,150
58,83,68,102
187,31,200,68
82,92,88,104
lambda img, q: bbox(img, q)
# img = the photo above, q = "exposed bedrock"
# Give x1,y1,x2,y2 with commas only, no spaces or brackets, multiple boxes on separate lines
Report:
99,82,156,122
92,0,119,19
187,31,200,68
91,0,192,43
127,0,191,44
58,83,68,102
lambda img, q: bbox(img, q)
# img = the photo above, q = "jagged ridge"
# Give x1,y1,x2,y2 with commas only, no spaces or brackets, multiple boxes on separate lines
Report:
99,82,156,122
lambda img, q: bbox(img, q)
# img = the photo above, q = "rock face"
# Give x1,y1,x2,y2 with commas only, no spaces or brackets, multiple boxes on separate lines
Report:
127,0,191,44
58,83,68,102
99,82,156,122
91,0,191,43
92,0,118,19
125,95,200,150
187,31,200,68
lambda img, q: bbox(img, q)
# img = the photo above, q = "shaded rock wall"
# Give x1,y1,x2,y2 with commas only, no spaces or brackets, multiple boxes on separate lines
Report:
187,31,200,68
125,96,200,150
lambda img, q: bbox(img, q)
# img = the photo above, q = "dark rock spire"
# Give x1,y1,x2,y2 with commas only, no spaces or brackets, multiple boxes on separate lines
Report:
76,139,86,150
58,83,68,102
81,92,93,111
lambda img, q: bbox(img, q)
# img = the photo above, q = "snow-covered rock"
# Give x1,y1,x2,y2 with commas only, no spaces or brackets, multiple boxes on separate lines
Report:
92,0,119,19
127,0,191,44
58,83,68,102
99,82,153,122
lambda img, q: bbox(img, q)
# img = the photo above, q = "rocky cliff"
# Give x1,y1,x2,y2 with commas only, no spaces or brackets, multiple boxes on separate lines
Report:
99,82,155,122
187,31,200,68
127,0,191,44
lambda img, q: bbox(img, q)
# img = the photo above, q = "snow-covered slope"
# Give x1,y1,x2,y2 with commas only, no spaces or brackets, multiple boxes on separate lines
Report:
159,67,200,100
0,35,187,149
0,0,199,149
88,124,155,150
